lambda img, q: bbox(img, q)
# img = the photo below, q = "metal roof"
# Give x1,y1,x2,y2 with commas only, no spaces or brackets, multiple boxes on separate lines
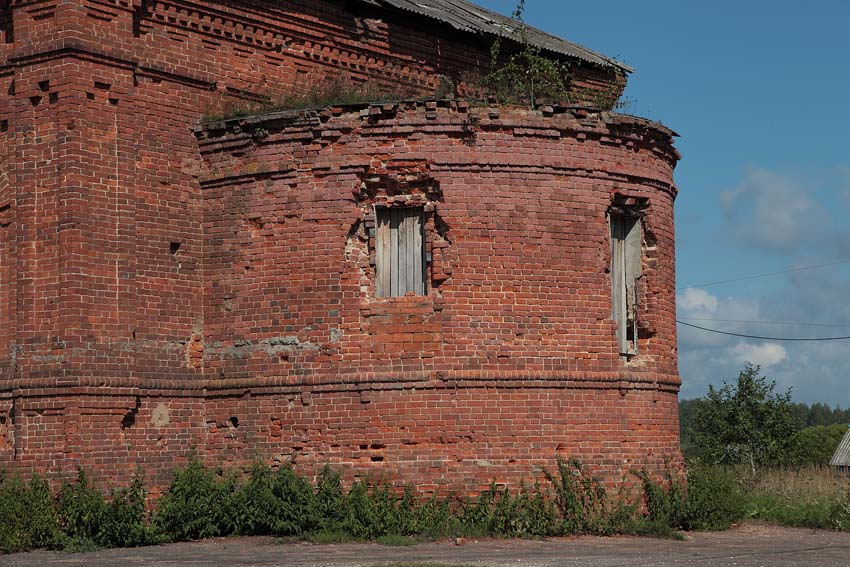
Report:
357,0,633,73
830,426,850,467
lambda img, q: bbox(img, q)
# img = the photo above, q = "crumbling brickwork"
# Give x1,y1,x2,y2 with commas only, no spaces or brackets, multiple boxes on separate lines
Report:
195,102,681,490
0,0,679,493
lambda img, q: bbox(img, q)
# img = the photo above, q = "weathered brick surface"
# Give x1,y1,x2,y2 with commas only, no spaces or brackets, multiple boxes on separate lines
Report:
0,0,679,492
194,103,681,492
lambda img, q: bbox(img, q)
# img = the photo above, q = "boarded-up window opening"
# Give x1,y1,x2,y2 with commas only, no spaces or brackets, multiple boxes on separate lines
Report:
376,207,426,297
610,214,642,355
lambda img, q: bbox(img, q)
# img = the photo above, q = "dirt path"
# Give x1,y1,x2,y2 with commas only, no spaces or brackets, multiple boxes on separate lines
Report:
4,524,849,567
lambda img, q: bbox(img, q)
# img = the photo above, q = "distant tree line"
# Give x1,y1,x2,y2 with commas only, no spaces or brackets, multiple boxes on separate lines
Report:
788,402,850,428
679,365,849,468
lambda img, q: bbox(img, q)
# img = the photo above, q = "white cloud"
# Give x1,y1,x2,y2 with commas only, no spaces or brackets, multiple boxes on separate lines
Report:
719,168,829,255
677,288,718,313
677,291,761,350
679,165,850,405
679,270,850,404
729,342,788,368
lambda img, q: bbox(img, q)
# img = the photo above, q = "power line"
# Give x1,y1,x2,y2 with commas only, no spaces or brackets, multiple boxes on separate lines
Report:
677,259,850,291
676,320,850,341
677,317,850,329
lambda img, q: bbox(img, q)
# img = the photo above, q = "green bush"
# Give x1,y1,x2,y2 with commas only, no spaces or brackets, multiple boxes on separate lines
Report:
0,473,59,553
10,456,821,555
681,466,745,531
153,458,237,541
395,487,418,536
633,468,684,535
413,495,454,538
458,482,554,538
459,488,494,536
787,424,848,466
58,468,154,550
315,465,346,533
341,481,399,539
232,462,319,536
833,490,850,531
636,466,744,533
58,468,107,549
100,473,155,548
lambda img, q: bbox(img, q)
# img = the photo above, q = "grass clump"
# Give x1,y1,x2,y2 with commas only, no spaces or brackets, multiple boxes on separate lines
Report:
202,77,422,123
365,565,477,567
375,534,416,546
742,465,850,530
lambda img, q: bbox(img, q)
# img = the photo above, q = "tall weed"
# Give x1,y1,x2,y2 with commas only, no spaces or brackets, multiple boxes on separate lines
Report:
232,462,319,536
0,473,59,553
544,459,632,535
153,458,238,541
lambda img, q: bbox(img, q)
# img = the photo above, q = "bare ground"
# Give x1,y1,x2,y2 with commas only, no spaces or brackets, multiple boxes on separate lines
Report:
3,524,849,567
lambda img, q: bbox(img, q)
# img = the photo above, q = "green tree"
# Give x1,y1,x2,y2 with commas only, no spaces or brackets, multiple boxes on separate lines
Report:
786,423,849,465
689,364,800,472
677,397,706,460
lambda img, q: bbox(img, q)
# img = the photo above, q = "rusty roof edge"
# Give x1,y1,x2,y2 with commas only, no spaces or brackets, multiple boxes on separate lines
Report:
362,0,634,74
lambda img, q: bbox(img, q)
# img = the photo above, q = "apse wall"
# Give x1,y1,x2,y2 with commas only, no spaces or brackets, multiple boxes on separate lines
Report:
195,100,681,491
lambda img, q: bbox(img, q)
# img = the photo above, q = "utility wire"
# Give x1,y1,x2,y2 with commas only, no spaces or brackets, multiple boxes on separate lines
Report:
676,320,850,341
678,317,850,329
676,258,850,291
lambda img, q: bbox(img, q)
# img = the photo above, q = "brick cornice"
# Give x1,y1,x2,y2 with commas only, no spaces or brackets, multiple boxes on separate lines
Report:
0,369,681,397
197,102,679,196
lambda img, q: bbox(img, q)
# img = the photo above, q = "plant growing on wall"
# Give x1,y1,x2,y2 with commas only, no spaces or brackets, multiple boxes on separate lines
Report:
484,0,571,107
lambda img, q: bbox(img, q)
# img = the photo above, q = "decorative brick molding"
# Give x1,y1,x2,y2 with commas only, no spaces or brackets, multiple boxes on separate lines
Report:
0,0,679,493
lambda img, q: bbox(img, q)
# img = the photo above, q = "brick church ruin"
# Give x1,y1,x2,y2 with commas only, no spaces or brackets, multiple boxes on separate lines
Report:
0,0,681,492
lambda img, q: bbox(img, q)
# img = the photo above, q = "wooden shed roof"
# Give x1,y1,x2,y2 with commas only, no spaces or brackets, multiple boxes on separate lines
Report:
830,426,850,466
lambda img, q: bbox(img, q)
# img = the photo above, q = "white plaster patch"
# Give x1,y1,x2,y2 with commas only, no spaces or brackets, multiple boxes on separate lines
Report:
151,403,170,428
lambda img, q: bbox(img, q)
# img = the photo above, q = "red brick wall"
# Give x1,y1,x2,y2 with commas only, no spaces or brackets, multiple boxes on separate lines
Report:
0,0,676,492
201,386,680,494
195,102,681,492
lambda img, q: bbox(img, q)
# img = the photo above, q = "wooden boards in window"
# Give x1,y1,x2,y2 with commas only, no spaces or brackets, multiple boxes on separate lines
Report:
376,207,425,297
610,216,628,354
610,214,641,355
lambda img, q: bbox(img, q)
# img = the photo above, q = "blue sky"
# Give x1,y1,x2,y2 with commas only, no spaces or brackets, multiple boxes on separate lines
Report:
477,0,850,405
